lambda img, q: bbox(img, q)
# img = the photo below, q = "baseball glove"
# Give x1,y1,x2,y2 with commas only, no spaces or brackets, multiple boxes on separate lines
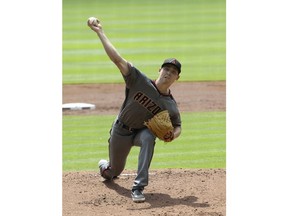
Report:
144,110,174,141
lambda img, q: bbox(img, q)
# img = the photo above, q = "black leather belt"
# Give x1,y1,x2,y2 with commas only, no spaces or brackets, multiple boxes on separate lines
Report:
115,120,135,132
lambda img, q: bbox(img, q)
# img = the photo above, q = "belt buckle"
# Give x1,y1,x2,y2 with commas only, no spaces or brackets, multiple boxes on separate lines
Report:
127,126,133,132
116,120,133,132
123,124,133,132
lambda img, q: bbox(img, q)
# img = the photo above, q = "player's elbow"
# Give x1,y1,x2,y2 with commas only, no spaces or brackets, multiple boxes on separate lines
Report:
113,59,129,76
173,126,182,139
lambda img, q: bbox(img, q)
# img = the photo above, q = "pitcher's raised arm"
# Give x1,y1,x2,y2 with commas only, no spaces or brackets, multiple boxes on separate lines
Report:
87,17,129,76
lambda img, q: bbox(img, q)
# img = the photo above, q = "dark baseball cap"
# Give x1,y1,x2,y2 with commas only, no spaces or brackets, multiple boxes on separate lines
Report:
161,58,182,74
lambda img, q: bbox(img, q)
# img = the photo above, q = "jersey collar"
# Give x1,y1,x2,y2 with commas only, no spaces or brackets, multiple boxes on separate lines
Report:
151,80,172,97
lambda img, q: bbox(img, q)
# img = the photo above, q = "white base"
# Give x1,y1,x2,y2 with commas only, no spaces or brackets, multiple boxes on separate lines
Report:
62,103,96,111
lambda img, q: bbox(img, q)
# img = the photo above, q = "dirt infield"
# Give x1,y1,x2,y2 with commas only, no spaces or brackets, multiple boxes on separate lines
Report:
62,81,226,115
62,81,226,216
63,169,226,216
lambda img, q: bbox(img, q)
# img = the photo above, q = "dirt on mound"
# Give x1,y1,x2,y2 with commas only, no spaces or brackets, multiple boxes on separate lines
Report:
63,169,226,216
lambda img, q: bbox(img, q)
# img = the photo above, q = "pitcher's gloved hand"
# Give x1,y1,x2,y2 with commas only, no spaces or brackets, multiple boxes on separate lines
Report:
144,110,174,141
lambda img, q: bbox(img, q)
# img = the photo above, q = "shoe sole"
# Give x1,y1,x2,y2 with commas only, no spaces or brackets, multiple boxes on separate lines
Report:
132,197,145,203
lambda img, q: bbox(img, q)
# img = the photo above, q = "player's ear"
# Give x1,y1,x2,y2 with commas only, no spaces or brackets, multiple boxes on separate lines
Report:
176,74,180,80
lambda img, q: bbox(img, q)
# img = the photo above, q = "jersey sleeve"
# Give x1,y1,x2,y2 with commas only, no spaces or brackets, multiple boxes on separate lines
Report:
122,63,147,88
164,97,182,128
170,111,181,128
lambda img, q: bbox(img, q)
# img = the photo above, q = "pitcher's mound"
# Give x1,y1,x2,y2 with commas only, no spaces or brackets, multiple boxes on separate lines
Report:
63,168,226,216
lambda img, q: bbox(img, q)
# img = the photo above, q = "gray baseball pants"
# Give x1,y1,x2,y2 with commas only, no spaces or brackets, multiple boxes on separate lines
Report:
106,119,156,190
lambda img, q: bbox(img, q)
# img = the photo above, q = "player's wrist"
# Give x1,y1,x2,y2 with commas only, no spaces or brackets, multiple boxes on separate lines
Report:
163,131,174,142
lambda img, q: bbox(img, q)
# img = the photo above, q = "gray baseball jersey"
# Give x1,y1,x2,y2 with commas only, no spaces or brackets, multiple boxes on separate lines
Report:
117,63,181,129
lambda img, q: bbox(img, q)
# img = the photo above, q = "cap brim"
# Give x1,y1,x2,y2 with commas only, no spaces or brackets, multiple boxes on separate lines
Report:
161,63,181,73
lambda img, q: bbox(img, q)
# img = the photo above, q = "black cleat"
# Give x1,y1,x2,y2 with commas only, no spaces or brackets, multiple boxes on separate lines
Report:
131,189,145,203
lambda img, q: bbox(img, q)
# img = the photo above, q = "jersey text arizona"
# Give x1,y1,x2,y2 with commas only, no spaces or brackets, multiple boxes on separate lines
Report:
134,92,161,115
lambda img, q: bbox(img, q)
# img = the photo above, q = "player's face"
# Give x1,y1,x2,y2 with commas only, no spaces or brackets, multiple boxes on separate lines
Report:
159,65,180,83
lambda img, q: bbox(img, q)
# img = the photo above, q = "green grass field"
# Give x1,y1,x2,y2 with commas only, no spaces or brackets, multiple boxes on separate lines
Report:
63,0,226,84
62,0,226,171
63,112,225,171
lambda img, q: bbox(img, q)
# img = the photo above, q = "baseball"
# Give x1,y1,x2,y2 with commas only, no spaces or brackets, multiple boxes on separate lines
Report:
88,17,100,26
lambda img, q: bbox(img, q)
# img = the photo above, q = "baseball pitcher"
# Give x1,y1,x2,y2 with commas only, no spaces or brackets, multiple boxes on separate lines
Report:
87,17,182,203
